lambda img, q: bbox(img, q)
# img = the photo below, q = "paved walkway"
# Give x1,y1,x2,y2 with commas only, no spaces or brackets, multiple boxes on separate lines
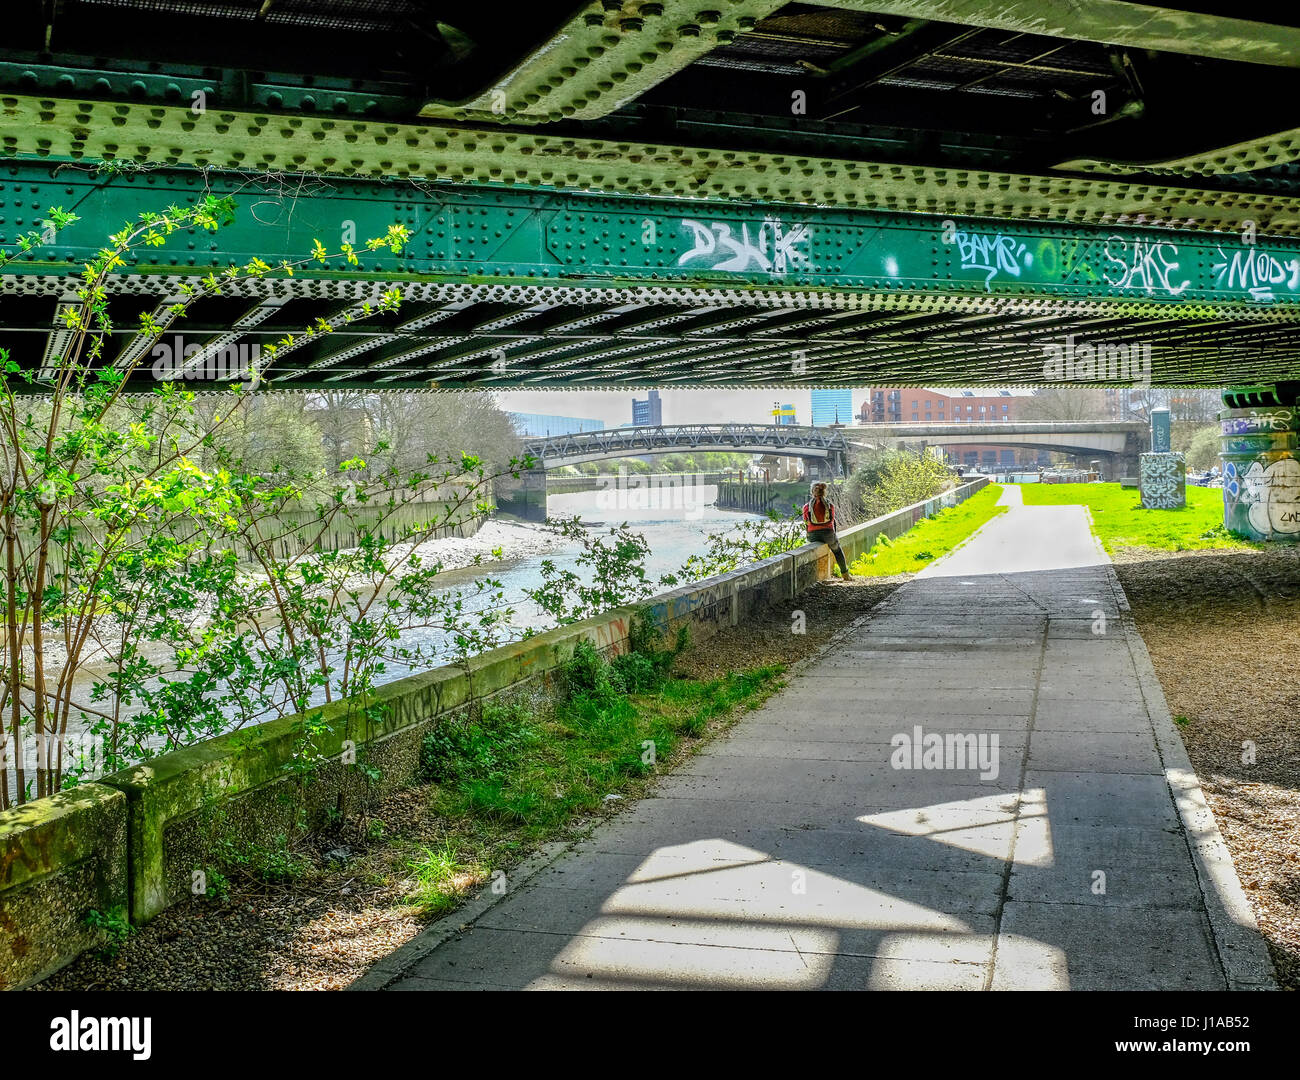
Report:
365,489,1273,991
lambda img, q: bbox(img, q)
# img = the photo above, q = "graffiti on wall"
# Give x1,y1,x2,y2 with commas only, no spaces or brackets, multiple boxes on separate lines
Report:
678,216,810,274
1101,236,1190,296
1212,247,1300,302
1139,452,1186,510
1221,409,1296,434
1224,457,1300,537
951,229,1033,289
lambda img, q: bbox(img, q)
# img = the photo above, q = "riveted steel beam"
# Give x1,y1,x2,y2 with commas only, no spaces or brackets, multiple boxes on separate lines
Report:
8,163,1300,317
823,1,1300,69
1060,126,1300,179
8,94,1300,237
421,1,780,125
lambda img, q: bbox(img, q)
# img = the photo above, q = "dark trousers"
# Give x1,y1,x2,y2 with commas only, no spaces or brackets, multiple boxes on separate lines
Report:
807,529,849,577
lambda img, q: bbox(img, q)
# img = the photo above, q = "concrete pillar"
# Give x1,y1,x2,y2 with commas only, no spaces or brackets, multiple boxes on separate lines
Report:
1139,452,1186,509
494,468,548,522
1220,395,1300,540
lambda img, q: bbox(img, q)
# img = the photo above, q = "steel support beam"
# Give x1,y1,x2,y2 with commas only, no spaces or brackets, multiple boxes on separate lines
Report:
825,1,1300,69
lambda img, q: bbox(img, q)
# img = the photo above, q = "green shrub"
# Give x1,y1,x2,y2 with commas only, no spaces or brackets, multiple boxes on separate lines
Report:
85,906,132,958
561,640,615,701
419,701,536,783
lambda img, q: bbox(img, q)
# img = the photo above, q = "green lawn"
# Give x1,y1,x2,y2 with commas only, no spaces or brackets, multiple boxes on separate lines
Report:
849,483,1007,576
1017,482,1258,553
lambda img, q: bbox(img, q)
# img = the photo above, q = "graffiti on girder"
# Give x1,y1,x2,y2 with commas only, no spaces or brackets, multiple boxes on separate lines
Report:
1211,246,1300,301
1100,236,1190,296
677,216,810,274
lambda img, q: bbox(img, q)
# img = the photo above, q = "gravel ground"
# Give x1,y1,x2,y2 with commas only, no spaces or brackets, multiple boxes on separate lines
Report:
35,575,903,992
1113,544,1300,991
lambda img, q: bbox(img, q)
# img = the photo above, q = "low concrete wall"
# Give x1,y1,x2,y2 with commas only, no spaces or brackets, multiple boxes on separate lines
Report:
0,478,986,987
0,784,127,990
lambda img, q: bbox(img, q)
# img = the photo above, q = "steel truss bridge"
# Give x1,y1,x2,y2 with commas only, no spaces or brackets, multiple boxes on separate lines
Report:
6,2,1300,395
521,423,849,468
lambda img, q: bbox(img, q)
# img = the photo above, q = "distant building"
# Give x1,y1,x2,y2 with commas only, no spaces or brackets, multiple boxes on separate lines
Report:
810,388,852,427
508,412,605,438
770,402,797,426
632,389,662,426
859,387,1043,468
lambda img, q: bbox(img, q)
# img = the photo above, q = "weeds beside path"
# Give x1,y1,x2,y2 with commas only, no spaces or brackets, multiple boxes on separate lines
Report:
36,577,900,991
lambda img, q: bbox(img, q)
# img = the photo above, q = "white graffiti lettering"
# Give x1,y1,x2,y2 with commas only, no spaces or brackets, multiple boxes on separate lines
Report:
1211,246,1300,302
678,216,810,274
1101,236,1190,296
1238,458,1300,535
952,229,1031,289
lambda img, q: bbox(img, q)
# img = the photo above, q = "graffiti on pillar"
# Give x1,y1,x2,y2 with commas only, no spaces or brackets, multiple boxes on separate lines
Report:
1221,408,1296,434
1139,452,1186,509
952,229,1032,289
678,216,810,274
1212,247,1300,302
1101,236,1190,296
1224,458,1300,536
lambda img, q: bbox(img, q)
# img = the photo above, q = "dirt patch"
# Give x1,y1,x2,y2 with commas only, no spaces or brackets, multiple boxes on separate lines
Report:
673,576,905,681
1114,546,1300,990
34,576,900,992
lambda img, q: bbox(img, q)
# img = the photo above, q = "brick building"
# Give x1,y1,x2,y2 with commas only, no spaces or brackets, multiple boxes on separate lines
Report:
859,388,1046,468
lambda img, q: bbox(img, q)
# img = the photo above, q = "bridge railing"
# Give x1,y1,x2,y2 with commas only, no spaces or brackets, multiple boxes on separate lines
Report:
522,423,848,461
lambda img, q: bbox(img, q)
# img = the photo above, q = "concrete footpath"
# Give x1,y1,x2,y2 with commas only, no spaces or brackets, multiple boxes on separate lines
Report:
360,486,1275,991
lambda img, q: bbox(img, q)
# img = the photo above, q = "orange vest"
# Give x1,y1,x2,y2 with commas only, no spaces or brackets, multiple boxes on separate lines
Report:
803,497,834,530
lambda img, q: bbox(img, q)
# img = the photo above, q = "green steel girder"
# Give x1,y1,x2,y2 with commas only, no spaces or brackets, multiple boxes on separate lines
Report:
415,0,1300,126
8,93,1300,239
1060,126,1300,180
420,1,776,125
7,161,1300,317
825,1,1300,69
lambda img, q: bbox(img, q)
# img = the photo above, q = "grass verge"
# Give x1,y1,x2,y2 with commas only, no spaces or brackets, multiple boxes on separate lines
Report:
1018,482,1262,554
849,483,1006,576
401,637,784,916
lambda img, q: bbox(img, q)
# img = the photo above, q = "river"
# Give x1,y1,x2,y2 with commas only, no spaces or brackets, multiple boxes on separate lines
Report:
5,484,762,796
387,483,763,670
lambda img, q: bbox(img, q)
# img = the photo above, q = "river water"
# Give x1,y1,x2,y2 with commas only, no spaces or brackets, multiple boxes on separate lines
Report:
4,485,762,796
389,483,762,670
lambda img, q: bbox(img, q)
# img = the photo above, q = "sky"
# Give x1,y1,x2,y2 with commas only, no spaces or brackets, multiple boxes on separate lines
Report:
493,388,826,426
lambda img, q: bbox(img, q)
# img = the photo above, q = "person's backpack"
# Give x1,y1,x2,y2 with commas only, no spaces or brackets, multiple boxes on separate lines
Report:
803,496,834,529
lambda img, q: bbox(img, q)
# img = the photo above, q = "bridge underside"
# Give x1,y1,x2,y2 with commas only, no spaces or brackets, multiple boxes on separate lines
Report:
8,2,1300,392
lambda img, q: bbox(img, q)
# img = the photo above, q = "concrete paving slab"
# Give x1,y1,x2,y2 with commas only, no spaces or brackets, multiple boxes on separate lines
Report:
991,903,1224,991
368,497,1269,993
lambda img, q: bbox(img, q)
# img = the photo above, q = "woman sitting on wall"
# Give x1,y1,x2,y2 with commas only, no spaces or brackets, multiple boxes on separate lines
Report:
801,481,850,580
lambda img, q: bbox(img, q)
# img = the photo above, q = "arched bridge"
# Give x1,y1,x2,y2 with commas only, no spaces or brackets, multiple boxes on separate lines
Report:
522,424,849,469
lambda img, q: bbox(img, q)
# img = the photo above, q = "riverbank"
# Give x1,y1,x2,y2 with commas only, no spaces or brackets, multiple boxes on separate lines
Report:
32,575,903,991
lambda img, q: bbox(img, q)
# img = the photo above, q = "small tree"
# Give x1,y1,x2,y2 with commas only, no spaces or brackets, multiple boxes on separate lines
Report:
0,198,531,808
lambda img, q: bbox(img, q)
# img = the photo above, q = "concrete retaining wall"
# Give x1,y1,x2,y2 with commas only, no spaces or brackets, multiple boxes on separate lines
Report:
0,785,127,990
0,478,986,988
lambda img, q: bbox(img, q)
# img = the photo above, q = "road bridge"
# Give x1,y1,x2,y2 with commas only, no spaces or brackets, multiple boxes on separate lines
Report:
849,421,1146,475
